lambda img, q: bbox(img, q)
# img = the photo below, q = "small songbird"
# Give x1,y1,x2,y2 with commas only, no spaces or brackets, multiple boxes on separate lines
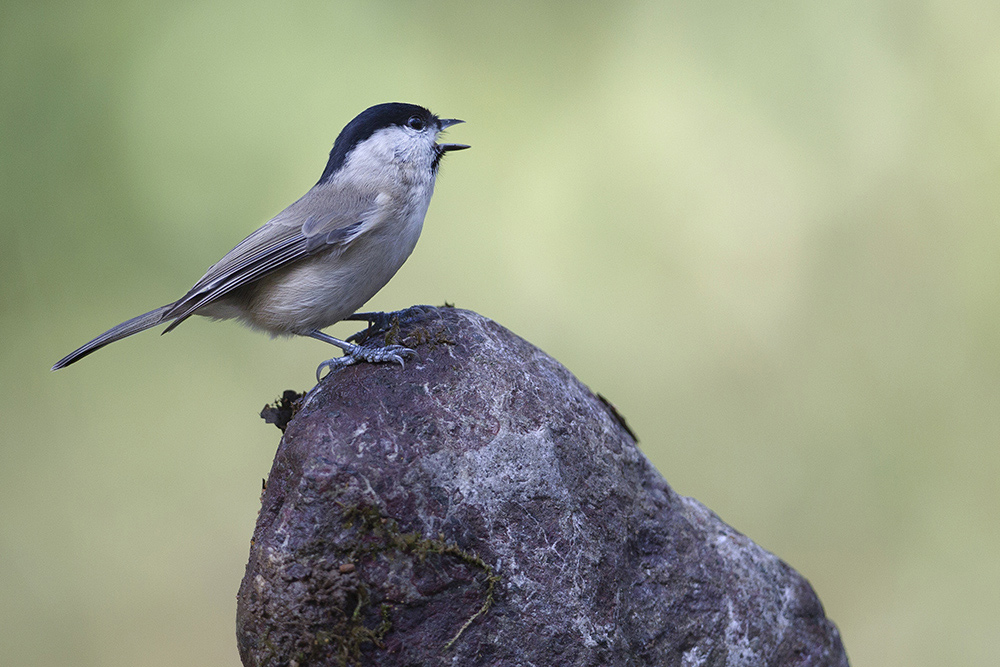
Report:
52,102,468,379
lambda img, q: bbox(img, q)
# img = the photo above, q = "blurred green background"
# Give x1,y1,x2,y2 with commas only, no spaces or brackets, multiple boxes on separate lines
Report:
2,1,998,665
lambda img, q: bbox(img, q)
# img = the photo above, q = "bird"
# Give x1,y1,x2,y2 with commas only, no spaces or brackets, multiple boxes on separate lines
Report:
51,102,469,380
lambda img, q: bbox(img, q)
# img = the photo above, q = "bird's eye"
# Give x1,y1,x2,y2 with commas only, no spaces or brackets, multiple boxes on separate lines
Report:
407,115,425,131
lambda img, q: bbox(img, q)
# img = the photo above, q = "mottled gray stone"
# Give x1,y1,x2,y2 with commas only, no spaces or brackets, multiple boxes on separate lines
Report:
237,307,849,667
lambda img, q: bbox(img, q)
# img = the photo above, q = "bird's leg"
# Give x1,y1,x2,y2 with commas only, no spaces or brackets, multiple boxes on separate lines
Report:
342,311,395,343
344,305,437,344
309,329,417,381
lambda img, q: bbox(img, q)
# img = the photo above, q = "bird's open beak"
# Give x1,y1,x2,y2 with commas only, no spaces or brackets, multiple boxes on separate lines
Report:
436,118,470,153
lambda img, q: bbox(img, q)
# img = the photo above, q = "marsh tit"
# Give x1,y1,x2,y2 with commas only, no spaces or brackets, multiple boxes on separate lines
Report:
52,102,468,379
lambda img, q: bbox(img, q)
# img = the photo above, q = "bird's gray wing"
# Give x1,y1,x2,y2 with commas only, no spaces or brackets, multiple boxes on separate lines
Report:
161,188,380,331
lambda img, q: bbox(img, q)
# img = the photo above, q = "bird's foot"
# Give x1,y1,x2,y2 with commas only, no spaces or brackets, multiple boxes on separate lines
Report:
345,305,437,344
315,342,417,381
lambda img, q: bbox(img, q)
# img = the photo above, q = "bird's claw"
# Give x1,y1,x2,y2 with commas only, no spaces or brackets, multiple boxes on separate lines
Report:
315,342,418,381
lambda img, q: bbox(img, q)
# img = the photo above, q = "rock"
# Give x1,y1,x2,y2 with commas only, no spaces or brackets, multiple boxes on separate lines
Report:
236,307,849,666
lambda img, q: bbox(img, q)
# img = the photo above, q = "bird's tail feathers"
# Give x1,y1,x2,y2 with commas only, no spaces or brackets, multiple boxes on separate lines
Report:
51,304,174,370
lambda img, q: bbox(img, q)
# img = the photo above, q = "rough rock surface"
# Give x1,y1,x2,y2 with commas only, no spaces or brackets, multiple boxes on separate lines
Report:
237,307,849,667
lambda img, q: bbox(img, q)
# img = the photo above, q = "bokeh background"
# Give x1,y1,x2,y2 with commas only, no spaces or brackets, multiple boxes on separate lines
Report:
2,1,998,665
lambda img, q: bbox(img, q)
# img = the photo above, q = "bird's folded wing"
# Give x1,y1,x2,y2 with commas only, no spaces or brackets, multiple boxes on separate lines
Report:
162,189,379,330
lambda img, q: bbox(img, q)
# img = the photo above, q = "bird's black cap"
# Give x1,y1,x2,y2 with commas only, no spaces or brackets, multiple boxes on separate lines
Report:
317,103,438,185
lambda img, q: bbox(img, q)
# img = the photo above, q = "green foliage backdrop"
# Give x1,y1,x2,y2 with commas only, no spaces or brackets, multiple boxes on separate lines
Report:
2,2,998,665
